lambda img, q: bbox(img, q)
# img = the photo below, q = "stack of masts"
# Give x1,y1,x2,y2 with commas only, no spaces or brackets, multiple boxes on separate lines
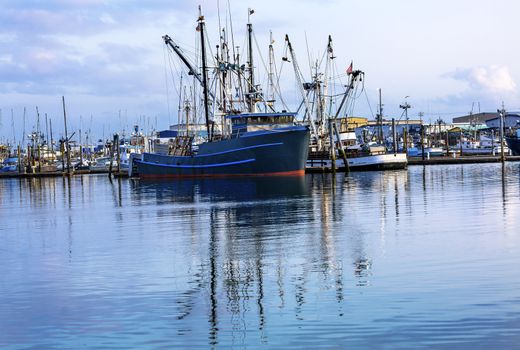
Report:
164,7,284,143
285,34,362,152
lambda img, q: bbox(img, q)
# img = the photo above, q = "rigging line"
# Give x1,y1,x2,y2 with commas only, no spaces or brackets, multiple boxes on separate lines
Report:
217,0,222,40
227,0,236,61
250,32,266,85
352,79,364,100
272,42,289,110
317,40,328,69
363,88,375,119
397,108,406,122
252,32,271,91
167,49,181,97
204,27,216,73
304,31,313,78
163,45,172,125
328,57,337,117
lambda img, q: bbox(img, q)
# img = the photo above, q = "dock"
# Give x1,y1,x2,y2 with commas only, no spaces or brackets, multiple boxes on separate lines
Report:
0,169,122,179
407,155,520,166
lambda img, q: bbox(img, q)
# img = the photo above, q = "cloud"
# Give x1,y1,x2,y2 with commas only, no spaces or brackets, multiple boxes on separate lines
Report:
430,65,520,117
448,65,516,94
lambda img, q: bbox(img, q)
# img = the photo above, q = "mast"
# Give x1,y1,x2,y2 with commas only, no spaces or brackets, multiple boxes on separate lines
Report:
334,69,362,119
378,88,383,143
45,113,49,150
22,107,26,148
36,106,41,146
198,6,212,141
247,8,255,112
45,113,49,161
285,34,318,141
50,118,54,159
62,96,72,175
177,73,183,129
11,109,16,146
322,35,333,136
79,116,83,164
267,31,275,106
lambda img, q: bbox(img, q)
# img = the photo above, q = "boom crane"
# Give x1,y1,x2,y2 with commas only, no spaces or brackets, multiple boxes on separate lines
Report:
162,34,216,101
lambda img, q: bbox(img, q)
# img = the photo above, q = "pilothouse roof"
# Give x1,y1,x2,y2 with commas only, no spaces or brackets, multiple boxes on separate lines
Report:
225,112,297,119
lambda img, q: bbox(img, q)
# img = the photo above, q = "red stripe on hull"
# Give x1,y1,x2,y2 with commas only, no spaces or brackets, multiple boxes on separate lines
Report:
139,169,305,179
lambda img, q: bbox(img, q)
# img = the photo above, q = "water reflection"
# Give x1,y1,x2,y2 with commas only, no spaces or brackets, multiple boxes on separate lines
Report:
130,175,308,203
1,165,520,349
126,175,379,346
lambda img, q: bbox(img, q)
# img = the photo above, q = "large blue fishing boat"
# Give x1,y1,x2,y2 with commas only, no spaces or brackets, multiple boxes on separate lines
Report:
131,8,310,178
132,113,310,178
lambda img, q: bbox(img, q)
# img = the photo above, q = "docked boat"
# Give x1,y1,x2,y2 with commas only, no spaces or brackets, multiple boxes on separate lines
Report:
505,129,520,155
307,144,407,172
133,113,309,178
284,36,407,173
131,8,310,178
0,157,19,173
89,156,113,171
452,136,509,155
407,146,444,157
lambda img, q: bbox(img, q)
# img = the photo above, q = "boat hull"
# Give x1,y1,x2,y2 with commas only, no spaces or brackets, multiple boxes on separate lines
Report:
133,126,310,178
306,153,408,172
506,136,520,156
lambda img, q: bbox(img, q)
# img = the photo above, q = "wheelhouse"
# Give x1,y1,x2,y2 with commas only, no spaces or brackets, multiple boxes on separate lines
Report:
226,112,297,137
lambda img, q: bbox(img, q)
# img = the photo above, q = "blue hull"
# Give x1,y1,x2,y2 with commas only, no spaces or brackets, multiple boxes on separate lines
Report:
506,136,520,156
133,126,310,178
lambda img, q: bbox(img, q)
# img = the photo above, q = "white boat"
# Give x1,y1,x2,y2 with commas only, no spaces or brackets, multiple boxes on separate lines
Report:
89,156,113,171
407,146,445,157
457,137,509,155
307,144,407,171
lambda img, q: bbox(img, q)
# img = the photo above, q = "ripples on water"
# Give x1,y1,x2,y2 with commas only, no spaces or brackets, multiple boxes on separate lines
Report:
1,163,520,349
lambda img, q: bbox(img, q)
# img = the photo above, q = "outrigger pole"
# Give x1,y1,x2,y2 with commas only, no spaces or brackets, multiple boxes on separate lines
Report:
162,7,214,141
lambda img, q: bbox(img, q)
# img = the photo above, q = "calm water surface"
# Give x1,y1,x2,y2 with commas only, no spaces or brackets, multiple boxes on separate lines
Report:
1,163,520,349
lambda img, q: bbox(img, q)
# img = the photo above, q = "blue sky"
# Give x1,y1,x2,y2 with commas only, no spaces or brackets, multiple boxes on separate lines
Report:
0,0,519,142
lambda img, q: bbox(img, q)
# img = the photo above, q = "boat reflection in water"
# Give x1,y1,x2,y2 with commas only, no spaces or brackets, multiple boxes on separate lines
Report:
127,174,377,348
130,175,309,204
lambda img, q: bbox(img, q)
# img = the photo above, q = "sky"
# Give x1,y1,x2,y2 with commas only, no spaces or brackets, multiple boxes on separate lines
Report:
0,0,519,143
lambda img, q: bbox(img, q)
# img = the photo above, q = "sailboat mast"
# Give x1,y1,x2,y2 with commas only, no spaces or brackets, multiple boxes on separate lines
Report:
50,118,54,156
378,88,383,142
247,8,255,112
198,7,212,141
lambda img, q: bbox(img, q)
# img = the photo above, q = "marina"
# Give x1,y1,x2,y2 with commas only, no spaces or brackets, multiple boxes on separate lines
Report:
2,1,520,349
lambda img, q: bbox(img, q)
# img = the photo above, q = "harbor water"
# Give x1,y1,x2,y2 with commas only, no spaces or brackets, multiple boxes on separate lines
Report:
1,163,520,349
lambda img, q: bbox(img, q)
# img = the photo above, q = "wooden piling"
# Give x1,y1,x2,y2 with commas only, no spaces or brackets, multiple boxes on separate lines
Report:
328,119,336,173
459,129,463,156
60,140,66,175
420,124,425,161
17,145,22,174
116,134,121,174
37,144,42,173
392,118,397,155
499,108,505,163
445,130,449,157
